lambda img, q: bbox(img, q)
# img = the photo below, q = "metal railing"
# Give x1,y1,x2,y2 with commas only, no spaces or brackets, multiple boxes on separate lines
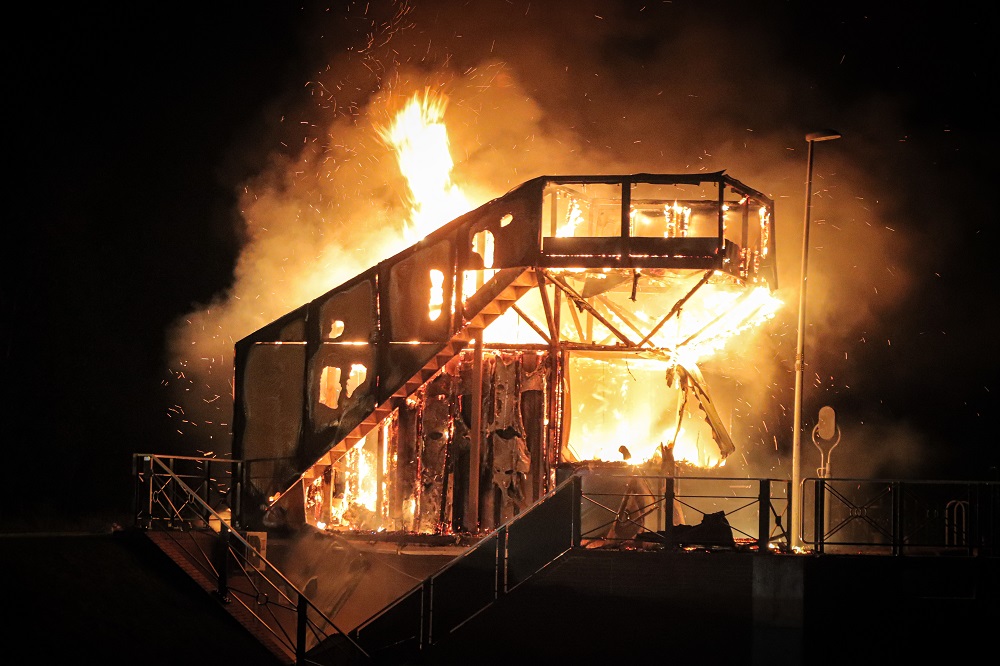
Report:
351,472,792,659
132,454,369,665
352,474,580,660
802,477,999,555
132,454,997,663
574,470,790,551
350,472,1000,659
133,453,240,531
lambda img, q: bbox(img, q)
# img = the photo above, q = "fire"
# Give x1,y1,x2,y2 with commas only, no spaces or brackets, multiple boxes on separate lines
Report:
428,269,445,320
555,199,585,237
564,355,721,467
666,285,781,367
333,90,475,529
319,88,783,533
664,201,692,237
558,279,780,467
328,437,379,530
378,89,472,242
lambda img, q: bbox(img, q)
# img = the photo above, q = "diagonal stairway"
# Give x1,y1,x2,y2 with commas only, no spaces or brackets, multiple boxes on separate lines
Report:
325,267,537,460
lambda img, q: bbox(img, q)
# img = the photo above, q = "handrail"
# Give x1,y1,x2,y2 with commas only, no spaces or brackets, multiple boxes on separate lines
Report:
352,474,580,657
133,453,370,663
802,476,998,555
135,452,996,663
353,472,791,658
574,471,790,551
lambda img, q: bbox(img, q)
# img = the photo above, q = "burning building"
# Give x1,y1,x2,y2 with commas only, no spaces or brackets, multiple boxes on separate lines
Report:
232,169,779,543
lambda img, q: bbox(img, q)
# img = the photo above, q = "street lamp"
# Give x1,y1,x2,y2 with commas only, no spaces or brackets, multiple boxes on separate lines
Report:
790,129,842,550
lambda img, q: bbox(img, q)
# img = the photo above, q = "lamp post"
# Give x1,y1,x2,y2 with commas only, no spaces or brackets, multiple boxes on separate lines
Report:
790,129,842,550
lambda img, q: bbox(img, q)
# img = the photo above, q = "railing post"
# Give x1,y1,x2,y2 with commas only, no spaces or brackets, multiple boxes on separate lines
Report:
143,455,155,528
167,457,177,527
663,473,675,549
297,592,308,665
967,483,979,556
497,525,508,595
757,479,770,553
571,475,582,547
987,482,999,557
891,481,903,556
234,460,244,531
131,455,145,528
814,478,826,554
215,523,230,602
421,578,433,649
204,461,213,526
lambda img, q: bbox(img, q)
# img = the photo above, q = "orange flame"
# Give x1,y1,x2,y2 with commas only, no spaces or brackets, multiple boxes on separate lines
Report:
330,88,782,530
378,89,471,241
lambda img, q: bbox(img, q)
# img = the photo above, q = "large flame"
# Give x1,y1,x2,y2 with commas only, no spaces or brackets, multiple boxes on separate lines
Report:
378,89,471,242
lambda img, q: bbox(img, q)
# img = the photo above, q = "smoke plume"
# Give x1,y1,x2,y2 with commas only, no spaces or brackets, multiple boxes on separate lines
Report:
164,0,944,479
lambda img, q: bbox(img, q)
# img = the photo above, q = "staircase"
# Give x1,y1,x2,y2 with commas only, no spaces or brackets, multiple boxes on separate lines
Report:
145,529,296,664
331,267,537,458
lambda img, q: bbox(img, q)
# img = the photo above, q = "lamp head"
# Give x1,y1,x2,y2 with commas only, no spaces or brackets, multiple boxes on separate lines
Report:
817,405,837,440
806,129,842,142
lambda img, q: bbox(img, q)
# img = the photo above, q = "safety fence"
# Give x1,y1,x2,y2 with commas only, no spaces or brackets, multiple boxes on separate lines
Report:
133,454,996,663
802,477,999,555
132,453,369,665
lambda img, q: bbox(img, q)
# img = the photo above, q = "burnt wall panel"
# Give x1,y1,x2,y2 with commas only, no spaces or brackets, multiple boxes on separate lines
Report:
418,373,456,533
393,403,420,532
316,276,376,343
478,354,497,530
384,238,455,343
241,342,306,499
469,182,543,269
308,343,376,432
487,352,532,524
520,351,548,502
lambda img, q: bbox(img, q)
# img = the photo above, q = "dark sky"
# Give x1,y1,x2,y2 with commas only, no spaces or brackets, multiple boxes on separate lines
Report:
8,1,997,531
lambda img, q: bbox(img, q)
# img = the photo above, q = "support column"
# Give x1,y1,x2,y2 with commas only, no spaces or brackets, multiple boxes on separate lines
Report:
465,337,483,532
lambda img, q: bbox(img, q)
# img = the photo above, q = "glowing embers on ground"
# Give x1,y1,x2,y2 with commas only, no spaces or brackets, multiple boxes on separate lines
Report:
378,89,472,243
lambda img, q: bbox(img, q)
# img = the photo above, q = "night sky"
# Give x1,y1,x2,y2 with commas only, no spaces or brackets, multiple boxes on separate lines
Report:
8,1,996,532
